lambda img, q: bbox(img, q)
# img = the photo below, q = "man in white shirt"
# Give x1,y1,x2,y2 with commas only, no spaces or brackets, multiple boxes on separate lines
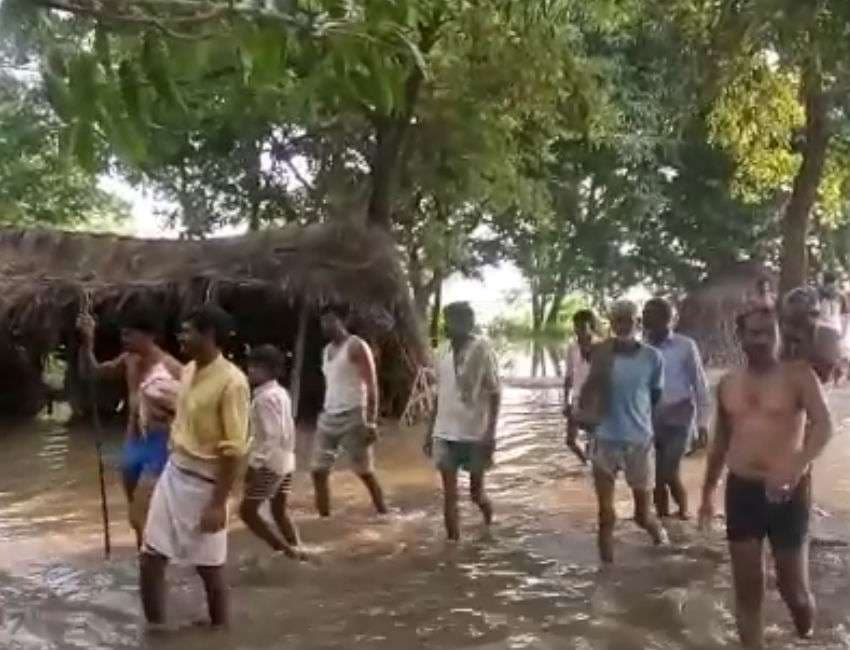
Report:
424,302,502,541
239,345,303,559
563,309,598,463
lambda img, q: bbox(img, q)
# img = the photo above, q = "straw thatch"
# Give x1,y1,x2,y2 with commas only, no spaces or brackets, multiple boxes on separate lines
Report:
677,261,773,367
0,222,424,419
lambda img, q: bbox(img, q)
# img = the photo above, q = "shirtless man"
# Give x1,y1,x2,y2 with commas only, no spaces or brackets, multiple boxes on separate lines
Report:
77,304,182,547
699,306,833,649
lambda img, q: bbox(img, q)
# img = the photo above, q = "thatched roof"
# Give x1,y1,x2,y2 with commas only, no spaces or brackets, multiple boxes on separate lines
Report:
0,222,422,356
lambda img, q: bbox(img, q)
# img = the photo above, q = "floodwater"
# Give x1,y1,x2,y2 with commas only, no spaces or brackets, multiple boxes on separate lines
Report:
1,382,849,649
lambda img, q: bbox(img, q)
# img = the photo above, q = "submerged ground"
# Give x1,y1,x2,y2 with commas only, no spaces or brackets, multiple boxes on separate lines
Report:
0,371,848,650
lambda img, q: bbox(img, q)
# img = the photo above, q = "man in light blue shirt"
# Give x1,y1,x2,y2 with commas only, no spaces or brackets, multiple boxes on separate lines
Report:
643,298,710,520
588,300,668,563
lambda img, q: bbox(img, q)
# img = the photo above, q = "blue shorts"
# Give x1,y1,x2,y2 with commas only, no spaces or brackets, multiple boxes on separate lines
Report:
121,430,169,485
434,438,491,474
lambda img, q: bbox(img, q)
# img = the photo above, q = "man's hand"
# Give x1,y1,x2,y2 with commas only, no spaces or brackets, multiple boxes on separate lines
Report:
76,314,96,343
698,495,715,532
199,501,228,533
483,429,497,462
423,435,433,458
565,421,588,465
766,458,805,496
363,422,379,445
696,426,710,450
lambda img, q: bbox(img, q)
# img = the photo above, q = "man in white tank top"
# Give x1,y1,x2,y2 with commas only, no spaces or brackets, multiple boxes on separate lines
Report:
310,308,388,517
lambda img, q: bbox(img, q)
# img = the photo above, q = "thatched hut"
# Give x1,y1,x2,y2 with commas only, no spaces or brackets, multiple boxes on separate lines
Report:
677,261,774,367
0,223,424,420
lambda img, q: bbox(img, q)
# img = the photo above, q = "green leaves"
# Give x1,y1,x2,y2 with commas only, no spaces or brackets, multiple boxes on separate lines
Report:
141,32,187,115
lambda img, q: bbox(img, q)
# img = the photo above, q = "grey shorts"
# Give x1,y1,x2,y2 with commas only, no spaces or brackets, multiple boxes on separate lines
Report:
654,423,690,483
591,438,654,491
311,408,375,474
434,438,492,474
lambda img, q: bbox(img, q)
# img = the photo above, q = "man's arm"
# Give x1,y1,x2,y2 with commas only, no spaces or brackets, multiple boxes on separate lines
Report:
76,314,126,381
563,347,574,417
201,377,250,533
793,363,834,473
650,351,664,407
689,340,711,428
350,338,379,425
701,379,732,513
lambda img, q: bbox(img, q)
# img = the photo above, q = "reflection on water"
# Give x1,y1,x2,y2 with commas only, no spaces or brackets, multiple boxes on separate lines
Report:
0,386,848,649
497,338,565,380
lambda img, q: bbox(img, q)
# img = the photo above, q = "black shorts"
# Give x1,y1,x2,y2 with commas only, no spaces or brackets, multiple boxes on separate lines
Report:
725,472,811,550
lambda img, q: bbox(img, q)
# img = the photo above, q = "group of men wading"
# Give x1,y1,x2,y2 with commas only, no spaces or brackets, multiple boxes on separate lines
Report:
79,276,841,649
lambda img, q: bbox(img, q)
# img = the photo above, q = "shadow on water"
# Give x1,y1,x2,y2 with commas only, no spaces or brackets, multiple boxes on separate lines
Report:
0,379,849,649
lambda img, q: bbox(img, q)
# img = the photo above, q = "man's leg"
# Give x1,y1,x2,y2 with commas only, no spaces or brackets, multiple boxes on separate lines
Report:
653,436,671,518
270,486,301,547
633,489,666,544
469,471,493,526
592,466,616,563
665,428,690,519
629,445,667,543
730,539,767,649
311,470,331,518
351,429,388,515
239,497,286,552
195,565,229,628
357,472,388,515
440,468,460,541
139,551,168,625
774,543,815,639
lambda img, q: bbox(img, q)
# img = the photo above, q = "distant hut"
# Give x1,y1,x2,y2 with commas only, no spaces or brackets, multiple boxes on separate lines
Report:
677,261,775,368
0,223,424,420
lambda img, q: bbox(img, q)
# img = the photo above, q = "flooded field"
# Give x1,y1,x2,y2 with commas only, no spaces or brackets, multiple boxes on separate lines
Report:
0,382,848,649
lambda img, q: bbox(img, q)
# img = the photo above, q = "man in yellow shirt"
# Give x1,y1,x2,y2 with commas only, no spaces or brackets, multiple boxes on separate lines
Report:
140,305,249,629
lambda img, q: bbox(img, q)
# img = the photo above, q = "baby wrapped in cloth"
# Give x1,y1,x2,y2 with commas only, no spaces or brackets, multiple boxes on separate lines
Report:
129,363,181,541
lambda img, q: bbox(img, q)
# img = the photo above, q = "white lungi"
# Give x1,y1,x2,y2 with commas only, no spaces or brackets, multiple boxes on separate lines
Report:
143,458,227,567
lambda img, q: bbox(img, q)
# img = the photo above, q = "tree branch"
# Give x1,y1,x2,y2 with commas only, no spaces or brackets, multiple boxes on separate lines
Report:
34,0,315,39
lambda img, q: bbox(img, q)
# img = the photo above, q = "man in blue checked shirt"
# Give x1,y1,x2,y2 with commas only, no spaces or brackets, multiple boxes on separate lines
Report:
643,297,710,520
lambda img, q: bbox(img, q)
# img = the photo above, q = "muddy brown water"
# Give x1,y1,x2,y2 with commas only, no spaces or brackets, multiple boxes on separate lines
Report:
0,384,848,650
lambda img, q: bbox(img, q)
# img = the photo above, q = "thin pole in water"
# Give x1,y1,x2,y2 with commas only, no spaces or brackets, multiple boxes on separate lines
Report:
81,291,111,559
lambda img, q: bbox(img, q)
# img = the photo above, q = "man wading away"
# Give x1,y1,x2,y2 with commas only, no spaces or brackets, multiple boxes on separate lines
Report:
563,309,598,464
311,308,387,517
699,306,832,649
77,304,181,549
239,345,304,559
140,305,249,629
424,302,501,541
643,298,710,520
580,300,668,563
781,286,841,385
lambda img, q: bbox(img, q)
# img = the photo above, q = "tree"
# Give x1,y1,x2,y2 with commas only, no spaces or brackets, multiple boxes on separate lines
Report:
0,71,129,229
653,0,850,294
15,0,593,236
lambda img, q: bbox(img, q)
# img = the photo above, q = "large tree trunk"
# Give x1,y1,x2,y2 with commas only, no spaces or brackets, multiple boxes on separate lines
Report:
778,68,831,296
368,120,406,230
545,290,566,327
531,288,545,334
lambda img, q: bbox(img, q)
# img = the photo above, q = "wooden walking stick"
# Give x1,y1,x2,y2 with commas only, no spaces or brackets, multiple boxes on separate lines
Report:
81,291,111,559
